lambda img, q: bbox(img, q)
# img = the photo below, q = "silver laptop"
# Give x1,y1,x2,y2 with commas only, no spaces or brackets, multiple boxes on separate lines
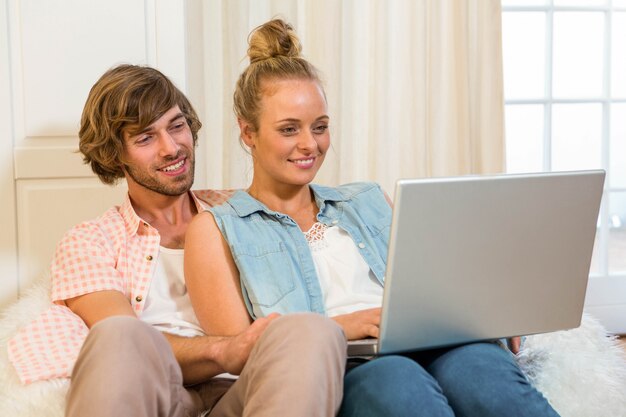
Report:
348,170,605,357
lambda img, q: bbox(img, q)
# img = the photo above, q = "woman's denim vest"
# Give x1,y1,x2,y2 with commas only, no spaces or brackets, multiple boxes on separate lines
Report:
209,182,392,319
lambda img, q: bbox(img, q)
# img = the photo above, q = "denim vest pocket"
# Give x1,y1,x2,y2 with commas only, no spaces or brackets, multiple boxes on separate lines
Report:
366,219,391,241
231,241,296,308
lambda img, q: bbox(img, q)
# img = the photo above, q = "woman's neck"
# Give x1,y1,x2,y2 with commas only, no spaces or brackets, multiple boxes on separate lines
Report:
247,181,318,231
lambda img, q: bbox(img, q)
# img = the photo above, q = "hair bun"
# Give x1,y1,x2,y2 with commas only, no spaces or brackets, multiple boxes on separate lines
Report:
247,19,302,64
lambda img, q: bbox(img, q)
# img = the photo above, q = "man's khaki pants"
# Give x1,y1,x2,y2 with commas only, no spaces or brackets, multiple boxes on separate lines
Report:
65,314,346,417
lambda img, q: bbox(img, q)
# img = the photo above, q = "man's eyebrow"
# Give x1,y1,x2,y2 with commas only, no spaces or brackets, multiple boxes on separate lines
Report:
132,113,186,136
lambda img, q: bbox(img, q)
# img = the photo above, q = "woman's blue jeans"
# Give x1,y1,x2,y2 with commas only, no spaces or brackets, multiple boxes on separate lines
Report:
339,342,559,417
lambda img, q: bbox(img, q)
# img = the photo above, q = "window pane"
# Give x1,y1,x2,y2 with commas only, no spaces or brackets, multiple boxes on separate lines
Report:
552,103,602,170
612,12,626,98
612,0,626,7
609,192,626,274
505,105,544,173
611,104,626,187
554,0,607,6
553,12,604,98
502,12,546,99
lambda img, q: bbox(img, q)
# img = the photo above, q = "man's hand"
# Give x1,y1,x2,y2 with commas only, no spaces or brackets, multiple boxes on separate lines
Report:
331,308,381,340
213,313,280,375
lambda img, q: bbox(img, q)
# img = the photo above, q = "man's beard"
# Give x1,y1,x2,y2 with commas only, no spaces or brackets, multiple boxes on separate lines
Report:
125,154,195,197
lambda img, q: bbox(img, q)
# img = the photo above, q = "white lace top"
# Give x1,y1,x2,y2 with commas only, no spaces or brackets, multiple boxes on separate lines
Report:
304,223,384,317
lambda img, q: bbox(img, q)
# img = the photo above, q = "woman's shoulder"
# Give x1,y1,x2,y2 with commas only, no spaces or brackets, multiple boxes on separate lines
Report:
208,190,251,215
312,181,383,200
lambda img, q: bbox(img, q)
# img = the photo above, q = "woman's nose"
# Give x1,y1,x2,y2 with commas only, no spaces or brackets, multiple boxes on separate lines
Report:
297,130,317,151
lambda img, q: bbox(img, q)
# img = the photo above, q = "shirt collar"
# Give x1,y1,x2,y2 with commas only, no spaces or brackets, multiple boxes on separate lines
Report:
119,194,143,236
229,184,348,218
190,190,211,212
119,191,207,236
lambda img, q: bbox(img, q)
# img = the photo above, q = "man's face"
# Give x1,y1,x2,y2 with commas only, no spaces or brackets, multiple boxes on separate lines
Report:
122,105,195,196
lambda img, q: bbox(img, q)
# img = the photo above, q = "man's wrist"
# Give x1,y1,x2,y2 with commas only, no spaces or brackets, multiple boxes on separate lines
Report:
204,335,229,372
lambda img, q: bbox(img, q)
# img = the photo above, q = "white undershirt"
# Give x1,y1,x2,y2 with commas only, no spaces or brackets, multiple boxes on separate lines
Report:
305,223,384,317
141,247,237,380
141,246,205,337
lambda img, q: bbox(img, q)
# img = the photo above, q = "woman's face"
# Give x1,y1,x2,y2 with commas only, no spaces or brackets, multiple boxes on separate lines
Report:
242,78,330,189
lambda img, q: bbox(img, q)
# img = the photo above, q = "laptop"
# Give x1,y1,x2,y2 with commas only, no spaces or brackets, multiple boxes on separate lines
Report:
348,170,605,357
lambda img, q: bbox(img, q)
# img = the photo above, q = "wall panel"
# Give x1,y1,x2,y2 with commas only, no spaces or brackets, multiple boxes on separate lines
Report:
16,179,127,292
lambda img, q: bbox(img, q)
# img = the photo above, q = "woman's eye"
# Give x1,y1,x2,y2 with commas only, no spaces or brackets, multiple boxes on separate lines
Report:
280,126,298,135
313,125,329,134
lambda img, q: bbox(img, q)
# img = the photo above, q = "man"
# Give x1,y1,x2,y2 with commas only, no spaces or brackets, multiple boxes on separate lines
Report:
8,64,346,417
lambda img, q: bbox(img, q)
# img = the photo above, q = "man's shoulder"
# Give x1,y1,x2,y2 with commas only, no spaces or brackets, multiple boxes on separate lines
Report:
192,189,237,209
60,205,126,242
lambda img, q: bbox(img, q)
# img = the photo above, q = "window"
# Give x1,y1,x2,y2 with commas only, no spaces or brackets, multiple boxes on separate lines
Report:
502,0,626,282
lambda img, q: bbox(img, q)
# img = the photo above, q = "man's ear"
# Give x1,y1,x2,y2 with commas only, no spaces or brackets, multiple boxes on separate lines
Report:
238,119,255,148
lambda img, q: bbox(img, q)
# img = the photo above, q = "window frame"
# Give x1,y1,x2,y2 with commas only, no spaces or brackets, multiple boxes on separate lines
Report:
502,0,626,280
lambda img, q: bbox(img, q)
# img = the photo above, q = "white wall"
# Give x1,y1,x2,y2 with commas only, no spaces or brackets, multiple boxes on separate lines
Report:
0,0,199,307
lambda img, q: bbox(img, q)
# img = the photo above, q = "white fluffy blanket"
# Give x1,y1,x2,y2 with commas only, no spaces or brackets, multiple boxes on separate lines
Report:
2,277,626,417
0,278,67,416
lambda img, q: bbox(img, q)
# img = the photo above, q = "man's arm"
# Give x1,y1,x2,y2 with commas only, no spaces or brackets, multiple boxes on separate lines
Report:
64,290,135,326
65,290,277,385
163,314,278,385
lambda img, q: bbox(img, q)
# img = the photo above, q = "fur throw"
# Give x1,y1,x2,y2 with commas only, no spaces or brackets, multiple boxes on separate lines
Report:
0,277,67,416
1,276,626,417
517,314,626,416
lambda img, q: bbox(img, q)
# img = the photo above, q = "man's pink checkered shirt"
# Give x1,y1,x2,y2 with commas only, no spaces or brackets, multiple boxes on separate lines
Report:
7,189,234,384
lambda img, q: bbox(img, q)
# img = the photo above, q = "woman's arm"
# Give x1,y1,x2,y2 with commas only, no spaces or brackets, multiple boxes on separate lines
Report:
185,211,253,336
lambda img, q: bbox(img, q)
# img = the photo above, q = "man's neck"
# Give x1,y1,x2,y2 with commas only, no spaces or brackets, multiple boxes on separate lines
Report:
127,187,197,249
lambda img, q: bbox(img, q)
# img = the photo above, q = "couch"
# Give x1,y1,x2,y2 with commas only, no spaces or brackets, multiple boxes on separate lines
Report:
1,275,626,416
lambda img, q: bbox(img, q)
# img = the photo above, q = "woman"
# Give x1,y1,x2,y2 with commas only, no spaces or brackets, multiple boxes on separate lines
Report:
185,18,559,417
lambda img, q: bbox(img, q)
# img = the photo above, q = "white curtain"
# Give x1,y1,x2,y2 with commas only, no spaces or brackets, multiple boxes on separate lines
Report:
192,0,505,196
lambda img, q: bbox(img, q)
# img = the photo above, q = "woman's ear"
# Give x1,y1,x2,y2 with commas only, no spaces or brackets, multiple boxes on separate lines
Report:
238,119,255,149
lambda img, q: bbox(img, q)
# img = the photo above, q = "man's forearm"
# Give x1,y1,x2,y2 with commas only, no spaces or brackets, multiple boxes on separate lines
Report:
163,314,278,385
162,333,229,385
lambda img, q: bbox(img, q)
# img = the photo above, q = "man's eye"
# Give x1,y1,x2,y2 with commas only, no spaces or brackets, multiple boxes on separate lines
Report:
136,135,152,144
171,122,185,131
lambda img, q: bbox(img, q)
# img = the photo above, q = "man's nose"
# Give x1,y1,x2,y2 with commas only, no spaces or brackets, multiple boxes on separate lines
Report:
159,133,179,156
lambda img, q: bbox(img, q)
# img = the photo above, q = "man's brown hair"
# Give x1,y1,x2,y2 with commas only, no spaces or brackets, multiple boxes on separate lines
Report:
79,64,201,184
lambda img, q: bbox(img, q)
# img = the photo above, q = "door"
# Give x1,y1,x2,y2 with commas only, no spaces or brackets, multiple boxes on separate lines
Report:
0,0,192,308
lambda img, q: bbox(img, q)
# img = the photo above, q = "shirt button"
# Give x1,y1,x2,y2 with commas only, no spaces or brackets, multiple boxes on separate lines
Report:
358,243,365,249
146,255,153,261
135,295,143,302
332,220,339,225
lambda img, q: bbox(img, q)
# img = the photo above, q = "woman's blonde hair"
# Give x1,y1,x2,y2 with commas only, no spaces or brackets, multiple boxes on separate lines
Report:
79,64,201,185
233,18,323,131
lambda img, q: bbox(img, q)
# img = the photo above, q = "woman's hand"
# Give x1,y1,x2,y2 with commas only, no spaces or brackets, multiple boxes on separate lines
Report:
508,336,521,354
331,308,381,340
